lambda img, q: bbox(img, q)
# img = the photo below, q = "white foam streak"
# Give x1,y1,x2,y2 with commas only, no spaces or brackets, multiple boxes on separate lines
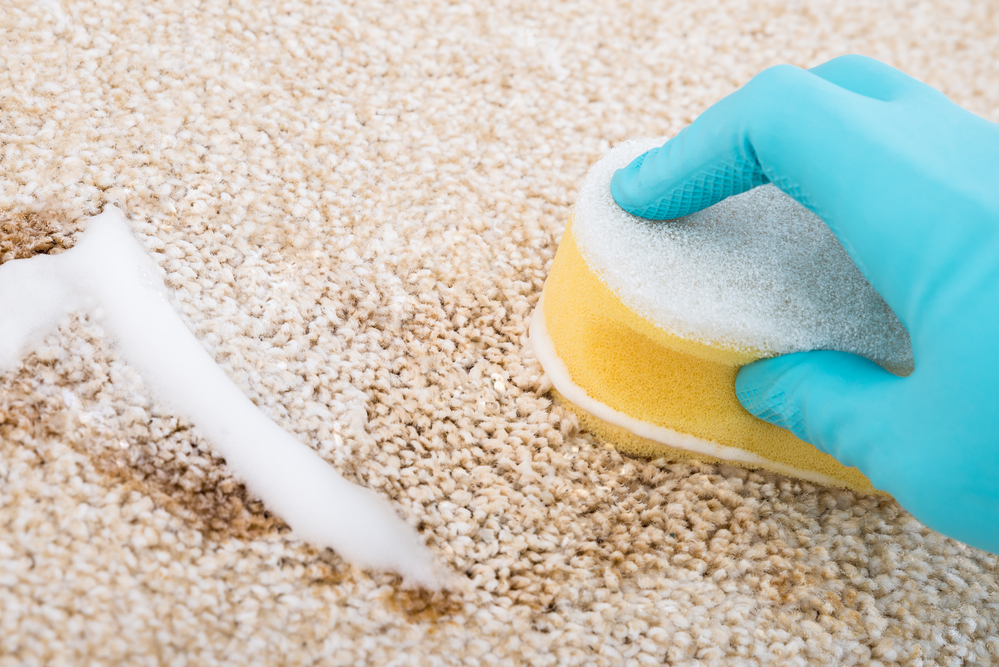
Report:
0,207,446,589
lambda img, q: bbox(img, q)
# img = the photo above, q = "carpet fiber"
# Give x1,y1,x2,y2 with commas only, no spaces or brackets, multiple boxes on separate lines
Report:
2,1,999,665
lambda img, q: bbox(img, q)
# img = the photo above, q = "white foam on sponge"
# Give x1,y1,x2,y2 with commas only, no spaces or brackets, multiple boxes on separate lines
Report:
0,207,447,590
572,138,913,373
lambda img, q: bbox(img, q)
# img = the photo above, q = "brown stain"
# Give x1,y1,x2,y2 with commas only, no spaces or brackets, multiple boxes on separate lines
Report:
2,371,285,544
0,205,450,600
0,207,79,265
93,444,287,543
302,554,351,587
767,559,822,604
504,435,864,617
382,578,463,622
0,393,47,461
1,207,285,544
72,405,288,543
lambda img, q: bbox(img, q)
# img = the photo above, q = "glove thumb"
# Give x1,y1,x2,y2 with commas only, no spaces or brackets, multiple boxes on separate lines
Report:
735,350,895,472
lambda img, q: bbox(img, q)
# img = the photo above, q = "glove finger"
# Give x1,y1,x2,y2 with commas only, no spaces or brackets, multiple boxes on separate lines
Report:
610,63,845,220
736,350,897,473
609,61,978,321
609,122,770,220
808,54,933,102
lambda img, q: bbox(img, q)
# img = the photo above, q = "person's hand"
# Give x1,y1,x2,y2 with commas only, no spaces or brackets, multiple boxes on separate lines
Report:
610,55,999,553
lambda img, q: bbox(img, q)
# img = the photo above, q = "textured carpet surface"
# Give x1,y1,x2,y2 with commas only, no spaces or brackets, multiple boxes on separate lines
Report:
2,1,999,665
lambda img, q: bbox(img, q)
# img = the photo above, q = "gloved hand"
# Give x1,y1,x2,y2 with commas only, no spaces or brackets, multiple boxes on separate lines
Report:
610,55,999,553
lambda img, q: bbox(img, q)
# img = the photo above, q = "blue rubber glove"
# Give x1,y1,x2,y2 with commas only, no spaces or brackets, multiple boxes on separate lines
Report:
611,55,999,553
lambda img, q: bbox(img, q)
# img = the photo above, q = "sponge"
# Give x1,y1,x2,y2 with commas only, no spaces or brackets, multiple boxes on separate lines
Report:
531,139,913,492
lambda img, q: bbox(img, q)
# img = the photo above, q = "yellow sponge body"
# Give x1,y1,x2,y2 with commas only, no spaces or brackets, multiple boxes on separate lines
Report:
535,218,878,493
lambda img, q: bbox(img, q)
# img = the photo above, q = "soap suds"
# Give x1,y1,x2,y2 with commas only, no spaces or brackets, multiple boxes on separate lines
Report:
0,207,447,589
572,139,913,374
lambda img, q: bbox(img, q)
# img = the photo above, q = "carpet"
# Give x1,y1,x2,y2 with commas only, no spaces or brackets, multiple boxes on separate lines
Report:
2,0,998,664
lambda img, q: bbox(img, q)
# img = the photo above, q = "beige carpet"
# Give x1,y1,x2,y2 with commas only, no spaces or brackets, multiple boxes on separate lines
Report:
2,0,999,664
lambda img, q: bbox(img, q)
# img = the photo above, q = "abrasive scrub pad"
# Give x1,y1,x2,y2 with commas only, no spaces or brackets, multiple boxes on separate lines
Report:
530,139,913,492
